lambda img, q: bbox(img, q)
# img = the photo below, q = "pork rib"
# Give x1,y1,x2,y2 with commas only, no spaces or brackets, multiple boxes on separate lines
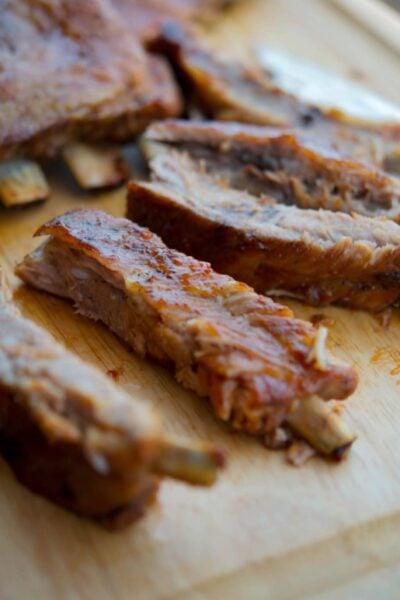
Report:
0,0,181,160
17,209,357,458
152,24,400,173
0,271,223,529
128,151,400,311
142,120,400,221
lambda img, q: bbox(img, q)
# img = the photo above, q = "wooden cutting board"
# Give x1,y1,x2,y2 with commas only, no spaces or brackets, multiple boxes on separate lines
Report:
0,1,399,598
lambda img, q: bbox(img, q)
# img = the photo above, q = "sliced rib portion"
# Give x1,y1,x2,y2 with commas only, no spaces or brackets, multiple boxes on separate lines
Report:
142,120,400,220
152,23,292,125
0,0,181,160
152,24,400,172
128,152,400,311
0,271,223,529
17,209,357,458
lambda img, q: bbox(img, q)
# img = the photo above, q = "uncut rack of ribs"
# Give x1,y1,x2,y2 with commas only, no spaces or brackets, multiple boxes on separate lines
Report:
0,271,223,529
142,120,400,221
0,0,181,198
17,209,357,460
128,151,400,312
152,24,400,174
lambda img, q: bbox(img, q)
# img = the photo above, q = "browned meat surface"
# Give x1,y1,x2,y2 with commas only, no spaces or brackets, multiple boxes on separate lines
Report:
115,0,235,45
0,0,181,159
17,209,357,458
128,152,400,311
75,55,182,146
0,271,223,528
152,24,400,172
142,120,400,220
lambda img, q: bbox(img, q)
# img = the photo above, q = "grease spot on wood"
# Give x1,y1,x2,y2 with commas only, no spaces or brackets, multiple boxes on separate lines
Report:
106,367,124,381
370,348,400,383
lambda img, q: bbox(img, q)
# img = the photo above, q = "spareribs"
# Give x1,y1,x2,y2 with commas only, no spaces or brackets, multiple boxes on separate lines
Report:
0,0,181,160
0,271,223,528
17,209,357,458
142,120,400,220
152,24,400,173
128,151,400,311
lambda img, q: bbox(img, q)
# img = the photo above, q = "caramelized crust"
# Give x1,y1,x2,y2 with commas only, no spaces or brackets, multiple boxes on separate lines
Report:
128,152,400,311
17,210,357,439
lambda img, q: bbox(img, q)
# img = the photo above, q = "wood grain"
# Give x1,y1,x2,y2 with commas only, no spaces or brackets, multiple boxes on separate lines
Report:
331,0,400,56
0,1,399,598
